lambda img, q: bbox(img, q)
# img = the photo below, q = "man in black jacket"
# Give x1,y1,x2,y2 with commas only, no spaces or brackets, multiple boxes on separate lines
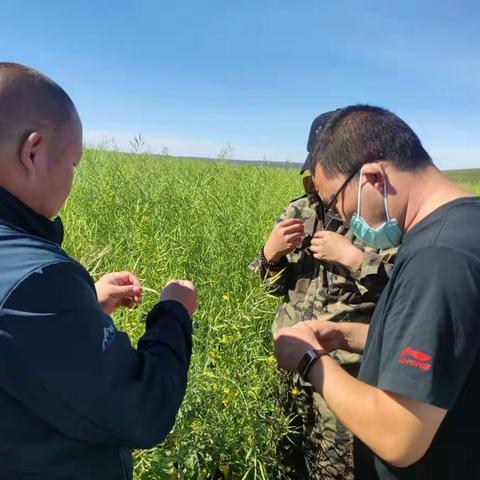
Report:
0,62,196,479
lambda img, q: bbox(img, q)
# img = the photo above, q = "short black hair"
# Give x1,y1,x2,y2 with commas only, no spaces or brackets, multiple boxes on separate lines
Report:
311,105,432,178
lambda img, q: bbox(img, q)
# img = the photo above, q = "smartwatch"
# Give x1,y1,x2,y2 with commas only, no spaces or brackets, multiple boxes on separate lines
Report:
297,349,327,381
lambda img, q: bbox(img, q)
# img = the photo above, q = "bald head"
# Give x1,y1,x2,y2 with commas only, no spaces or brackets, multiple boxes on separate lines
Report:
0,63,80,153
0,63,83,218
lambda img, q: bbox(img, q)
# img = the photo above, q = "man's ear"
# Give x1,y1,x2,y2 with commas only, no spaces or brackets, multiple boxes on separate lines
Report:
19,131,43,174
360,163,385,194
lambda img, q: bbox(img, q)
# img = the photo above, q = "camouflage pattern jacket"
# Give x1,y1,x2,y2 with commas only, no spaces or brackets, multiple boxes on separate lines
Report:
250,194,397,365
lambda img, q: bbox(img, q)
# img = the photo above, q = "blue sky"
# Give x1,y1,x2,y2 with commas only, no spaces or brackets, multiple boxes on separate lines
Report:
1,0,479,169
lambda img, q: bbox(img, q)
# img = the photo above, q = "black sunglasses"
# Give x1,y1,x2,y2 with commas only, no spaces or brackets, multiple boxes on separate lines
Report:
323,167,361,218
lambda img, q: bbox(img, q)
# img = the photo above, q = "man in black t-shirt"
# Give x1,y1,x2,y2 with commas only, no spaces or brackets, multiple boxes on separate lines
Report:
274,105,480,479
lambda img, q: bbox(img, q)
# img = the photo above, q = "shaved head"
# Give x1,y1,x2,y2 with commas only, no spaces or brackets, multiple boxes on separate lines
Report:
0,63,83,218
0,63,79,153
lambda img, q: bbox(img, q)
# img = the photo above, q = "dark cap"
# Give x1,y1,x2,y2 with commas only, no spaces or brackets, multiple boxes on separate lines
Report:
300,109,340,174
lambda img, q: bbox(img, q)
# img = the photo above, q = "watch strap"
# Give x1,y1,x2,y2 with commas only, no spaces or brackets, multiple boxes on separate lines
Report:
298,349,327,380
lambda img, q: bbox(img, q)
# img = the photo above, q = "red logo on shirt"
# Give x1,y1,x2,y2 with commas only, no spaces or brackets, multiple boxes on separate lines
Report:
398,347,432,371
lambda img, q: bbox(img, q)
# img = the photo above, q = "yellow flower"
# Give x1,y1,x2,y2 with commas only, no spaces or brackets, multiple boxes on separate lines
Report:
209,350,217,358
222,294,230,301
291,387,300,396
190,420,201,432
211,383,218,392
219,464,230,477
266,354,276,365
223,386,231,395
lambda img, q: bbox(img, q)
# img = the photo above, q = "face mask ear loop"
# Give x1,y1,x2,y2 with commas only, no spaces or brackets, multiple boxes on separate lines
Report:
357,170,363,217
383,176,391,222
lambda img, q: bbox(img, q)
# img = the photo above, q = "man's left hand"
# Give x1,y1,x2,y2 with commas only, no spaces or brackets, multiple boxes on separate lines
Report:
274,322,323,372
310,231,364,270
95,271,142,315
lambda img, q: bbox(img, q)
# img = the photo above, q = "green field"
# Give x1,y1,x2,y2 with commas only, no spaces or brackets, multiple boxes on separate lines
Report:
444,168,480,184
62,150,479,479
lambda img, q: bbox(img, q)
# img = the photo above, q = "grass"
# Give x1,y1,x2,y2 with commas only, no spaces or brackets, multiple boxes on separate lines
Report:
444,168,480,184
61,149,479,479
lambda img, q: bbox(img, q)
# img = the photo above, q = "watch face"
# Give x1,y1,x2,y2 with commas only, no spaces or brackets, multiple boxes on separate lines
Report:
298,349,319,377
299,349,327,380
306,350,318,361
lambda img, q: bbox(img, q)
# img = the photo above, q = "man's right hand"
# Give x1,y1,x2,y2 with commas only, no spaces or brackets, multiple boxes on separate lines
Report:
263,218,305,263
160,280,197,317
304,320,369,354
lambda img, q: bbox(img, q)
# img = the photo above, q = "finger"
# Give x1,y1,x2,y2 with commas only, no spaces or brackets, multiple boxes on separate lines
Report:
314,231,338,240
311,249,327,261
285,232,303,243
309,239,323,250
128,273,142,288
133,294,142,304
317,231,341,240
107,271,137,286
292,237,303,248
282,223,305,235
282,228,305,240
110,284,142,299
125,295,142,306
278,218,304,228
127,274,143,301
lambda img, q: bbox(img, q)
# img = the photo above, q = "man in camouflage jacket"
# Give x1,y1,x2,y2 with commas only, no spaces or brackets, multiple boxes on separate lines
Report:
250,113,396,479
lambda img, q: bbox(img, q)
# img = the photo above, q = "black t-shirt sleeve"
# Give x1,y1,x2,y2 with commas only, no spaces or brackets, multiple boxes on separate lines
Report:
376,247,480,409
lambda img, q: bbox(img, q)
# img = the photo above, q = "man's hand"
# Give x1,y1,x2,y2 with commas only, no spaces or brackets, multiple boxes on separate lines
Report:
310,231,365,270
274,322,322,372
160,280,197,317
305,320,369,354
263,218,304,263
95,271,142,315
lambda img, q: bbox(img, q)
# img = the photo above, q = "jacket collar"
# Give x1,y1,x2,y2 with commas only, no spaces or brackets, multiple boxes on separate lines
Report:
0,186,64,245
